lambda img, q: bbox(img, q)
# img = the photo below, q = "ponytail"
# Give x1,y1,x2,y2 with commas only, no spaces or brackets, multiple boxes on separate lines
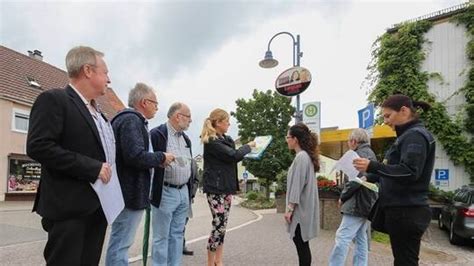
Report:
200,108,230,144
200,118,217,144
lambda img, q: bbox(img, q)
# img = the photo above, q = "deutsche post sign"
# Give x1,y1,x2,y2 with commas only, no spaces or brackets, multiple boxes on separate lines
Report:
275,66,311,97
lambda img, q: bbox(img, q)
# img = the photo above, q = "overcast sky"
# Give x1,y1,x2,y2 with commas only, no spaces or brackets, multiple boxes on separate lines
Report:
1,0,466,155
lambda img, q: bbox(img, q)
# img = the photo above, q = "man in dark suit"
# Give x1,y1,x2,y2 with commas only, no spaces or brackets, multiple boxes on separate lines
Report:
27,46,114,265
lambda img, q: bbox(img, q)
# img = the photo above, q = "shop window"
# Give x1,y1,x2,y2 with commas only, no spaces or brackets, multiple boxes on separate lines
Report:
12,108,30,133
7,156,41,193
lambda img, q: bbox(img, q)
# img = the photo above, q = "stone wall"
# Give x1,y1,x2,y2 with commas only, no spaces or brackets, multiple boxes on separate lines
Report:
319,197,342,230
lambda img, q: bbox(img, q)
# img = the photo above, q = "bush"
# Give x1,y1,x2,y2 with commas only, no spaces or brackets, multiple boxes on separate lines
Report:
428,184,454,203
241,190,276,209
275,170,288,196
246,191,259,201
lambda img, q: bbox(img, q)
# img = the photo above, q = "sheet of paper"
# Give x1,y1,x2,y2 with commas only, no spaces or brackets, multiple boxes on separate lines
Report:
244,135,273,160
354,177,379,193
331,150,360,180
91,163,124,225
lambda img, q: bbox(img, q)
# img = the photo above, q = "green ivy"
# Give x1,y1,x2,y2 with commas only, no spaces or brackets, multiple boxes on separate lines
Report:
452,5,474,135
367,7,474,182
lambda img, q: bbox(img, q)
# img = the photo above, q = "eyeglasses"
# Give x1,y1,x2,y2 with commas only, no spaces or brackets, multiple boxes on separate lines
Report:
145,99,158,106
178,113,191,119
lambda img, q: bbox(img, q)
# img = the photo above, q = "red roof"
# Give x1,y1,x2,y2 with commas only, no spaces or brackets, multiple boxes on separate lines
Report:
0,45,125,120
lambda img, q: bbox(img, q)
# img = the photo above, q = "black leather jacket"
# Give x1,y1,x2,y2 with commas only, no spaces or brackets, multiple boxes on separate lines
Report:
202,135,251,194
340,143,378,217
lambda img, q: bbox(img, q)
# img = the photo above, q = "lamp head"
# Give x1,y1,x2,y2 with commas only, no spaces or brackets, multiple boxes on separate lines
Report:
259,50,278,68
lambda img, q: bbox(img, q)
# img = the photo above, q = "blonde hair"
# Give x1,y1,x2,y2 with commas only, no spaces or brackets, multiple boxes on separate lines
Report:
200,108,229,144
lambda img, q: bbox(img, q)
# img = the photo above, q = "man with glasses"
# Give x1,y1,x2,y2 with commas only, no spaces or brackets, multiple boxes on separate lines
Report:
105,83,174,266
150,102,196,266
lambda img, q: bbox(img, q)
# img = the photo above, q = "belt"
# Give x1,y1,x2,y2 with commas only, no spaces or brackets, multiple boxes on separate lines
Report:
163,181,186,189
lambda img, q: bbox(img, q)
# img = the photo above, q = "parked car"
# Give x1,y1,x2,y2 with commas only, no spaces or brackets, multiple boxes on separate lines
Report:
438,185,474,245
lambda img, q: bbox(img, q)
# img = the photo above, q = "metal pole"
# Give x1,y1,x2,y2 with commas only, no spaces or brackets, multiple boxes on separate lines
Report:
295,34,302,123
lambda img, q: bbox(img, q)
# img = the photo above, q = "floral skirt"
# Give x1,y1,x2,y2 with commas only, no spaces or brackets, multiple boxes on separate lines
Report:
206,193,232,251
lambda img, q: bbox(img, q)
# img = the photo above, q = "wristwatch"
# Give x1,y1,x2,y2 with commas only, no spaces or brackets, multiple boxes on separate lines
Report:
287,205,294,213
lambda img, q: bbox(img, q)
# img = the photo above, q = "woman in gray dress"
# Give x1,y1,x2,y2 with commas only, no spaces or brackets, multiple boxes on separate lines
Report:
285,123,320,266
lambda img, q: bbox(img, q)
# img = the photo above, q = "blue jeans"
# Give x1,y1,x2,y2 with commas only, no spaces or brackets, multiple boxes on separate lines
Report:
151,185,189,266
329,214,369,266
105,208,144,266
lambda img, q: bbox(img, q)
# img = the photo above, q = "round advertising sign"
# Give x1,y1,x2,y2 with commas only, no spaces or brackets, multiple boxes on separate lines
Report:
274,66,312,97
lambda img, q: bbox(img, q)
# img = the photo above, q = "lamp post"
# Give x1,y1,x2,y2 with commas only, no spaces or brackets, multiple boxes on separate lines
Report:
259,32,303,123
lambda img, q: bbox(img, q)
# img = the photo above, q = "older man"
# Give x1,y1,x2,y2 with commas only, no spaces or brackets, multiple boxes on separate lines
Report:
329,128,378,266
27,46,114,265
105,83,174,266
150,103,194,266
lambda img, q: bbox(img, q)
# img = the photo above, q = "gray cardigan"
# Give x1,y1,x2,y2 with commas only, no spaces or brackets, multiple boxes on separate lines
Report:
286,150,320,241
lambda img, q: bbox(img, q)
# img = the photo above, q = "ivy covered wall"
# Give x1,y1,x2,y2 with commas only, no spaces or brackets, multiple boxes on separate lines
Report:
367,5,474,183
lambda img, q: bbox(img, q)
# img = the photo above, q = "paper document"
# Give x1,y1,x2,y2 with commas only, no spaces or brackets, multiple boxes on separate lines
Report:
331,150,360,180
91,163,125,225
174,156,192,167
244,135,273,160
354,177,379,193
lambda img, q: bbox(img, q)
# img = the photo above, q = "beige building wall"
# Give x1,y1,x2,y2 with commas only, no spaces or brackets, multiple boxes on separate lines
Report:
0,99,31,201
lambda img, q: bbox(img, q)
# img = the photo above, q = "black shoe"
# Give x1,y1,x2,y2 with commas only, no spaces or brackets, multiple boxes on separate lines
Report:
183,247,194,256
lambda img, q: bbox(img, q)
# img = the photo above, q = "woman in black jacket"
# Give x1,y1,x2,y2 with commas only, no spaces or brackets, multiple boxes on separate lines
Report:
200,108,255,266
353,94,435,266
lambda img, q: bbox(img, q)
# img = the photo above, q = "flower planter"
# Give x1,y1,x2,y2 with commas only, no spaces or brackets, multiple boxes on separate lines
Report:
318,190,340,199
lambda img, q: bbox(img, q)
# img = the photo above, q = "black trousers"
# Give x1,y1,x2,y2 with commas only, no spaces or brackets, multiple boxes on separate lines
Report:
385,206,432,266
41,208,107,266
292,224,312,266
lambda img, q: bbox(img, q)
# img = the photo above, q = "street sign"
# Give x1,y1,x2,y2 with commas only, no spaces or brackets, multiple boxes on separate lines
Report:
358,103,374,129
275,66,312,97
302,102,321,136
435,169,449,187
243,171,248,181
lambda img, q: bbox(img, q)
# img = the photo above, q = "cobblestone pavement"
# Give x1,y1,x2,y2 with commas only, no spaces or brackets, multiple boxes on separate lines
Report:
1,194,473,265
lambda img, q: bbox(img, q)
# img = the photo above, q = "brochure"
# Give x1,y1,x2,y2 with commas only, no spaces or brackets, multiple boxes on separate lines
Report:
354,177,379,193
244,135,273,160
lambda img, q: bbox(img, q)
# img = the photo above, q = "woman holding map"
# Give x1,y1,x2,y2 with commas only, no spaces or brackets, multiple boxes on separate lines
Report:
353,94,435,266
200,108,255,266
284,123,320,266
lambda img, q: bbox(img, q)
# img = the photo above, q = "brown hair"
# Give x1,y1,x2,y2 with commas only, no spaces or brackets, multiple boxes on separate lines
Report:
381,94,431,118
288,123,320,172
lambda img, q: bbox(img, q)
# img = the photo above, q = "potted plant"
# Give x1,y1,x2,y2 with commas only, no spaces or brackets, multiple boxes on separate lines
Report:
317,175,341,198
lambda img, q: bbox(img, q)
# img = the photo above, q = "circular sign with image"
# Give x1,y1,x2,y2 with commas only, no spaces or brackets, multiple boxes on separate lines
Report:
304,103,318,117
274,66,312,97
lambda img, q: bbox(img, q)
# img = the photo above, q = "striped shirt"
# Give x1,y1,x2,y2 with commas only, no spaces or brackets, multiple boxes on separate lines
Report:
163,122,191,186
70,84,115,165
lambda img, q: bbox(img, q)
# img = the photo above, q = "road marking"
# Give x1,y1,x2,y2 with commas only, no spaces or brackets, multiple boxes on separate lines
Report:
128,209,264,263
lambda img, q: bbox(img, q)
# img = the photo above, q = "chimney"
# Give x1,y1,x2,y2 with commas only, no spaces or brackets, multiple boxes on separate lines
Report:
28,50,43,61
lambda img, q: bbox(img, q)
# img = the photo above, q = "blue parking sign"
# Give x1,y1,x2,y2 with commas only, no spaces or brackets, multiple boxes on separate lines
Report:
435,169,449,187
358,104,374,129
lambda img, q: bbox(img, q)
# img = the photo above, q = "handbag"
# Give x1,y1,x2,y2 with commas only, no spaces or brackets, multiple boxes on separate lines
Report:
368,199,387,234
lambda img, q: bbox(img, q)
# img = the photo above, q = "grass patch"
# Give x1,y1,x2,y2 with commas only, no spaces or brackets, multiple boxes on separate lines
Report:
372,231,390,244
240,191,275,209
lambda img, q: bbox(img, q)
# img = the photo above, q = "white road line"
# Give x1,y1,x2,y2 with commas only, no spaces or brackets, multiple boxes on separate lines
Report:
128,209,264,263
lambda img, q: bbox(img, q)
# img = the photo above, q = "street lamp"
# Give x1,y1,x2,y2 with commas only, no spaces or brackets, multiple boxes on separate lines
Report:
259,31,303,123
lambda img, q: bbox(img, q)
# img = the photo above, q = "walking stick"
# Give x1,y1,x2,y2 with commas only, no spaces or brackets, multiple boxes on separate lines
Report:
142,206,151,266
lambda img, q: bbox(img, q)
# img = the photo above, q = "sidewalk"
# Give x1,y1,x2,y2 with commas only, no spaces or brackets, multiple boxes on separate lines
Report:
1,196,473,265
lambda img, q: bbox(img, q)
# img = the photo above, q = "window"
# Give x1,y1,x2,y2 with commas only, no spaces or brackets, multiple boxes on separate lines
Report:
12,108,30,133
26,76,41,88
7,155,41,193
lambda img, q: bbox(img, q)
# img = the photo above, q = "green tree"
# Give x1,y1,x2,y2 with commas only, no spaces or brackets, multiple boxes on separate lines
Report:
231,89,295,198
